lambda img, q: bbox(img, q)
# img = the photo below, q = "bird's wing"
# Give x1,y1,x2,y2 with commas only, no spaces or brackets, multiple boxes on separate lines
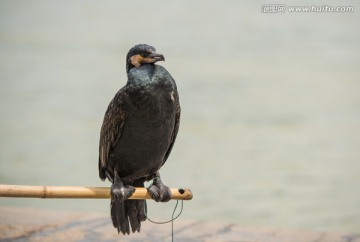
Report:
162,101,181,166
98,88,127,181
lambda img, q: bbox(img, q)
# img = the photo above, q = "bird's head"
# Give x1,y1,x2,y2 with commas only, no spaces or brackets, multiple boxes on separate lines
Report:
126,44,165,73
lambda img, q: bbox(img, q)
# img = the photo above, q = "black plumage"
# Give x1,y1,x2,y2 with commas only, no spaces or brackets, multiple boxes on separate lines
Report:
98,44,180,234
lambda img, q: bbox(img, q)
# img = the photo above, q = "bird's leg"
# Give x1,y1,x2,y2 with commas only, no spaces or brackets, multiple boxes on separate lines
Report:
147,172,172,202
111,169,135,201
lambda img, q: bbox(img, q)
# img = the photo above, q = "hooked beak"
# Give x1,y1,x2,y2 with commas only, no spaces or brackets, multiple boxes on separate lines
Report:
148,53,165,62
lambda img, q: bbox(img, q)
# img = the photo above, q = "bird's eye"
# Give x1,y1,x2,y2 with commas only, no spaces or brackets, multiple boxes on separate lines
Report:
140,51,148,57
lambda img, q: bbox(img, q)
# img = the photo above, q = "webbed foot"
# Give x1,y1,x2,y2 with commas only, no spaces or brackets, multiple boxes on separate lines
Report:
147,178,172,202
111,181,135,202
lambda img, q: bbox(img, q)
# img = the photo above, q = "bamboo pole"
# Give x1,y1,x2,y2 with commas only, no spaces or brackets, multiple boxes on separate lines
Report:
0,184,193,200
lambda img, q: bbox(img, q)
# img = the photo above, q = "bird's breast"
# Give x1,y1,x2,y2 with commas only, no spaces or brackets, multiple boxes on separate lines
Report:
126,83,176,118
113,88,177,179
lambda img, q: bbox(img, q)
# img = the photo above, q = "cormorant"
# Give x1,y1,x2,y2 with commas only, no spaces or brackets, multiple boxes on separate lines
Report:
98,44,181,235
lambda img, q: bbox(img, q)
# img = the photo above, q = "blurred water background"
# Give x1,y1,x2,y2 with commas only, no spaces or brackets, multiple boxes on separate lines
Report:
0,0,359,233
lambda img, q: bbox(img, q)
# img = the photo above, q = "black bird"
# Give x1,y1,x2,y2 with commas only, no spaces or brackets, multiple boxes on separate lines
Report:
98,44,181,234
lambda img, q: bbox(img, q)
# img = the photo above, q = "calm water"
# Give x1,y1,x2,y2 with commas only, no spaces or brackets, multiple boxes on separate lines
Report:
0,1,360,233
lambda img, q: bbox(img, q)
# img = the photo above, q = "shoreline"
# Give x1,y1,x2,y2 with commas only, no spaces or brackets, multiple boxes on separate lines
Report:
1,206,359,242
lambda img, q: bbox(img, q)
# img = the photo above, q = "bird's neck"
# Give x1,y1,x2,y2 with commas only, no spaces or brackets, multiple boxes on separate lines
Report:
126,64,156,85
126,62,156,73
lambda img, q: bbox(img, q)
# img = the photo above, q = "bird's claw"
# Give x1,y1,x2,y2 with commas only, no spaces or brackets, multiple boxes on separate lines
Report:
147,179,172,202
111,182,135,202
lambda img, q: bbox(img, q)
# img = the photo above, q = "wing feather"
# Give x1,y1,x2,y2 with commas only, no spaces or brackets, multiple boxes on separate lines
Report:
163,100,181,165
98,88,127,181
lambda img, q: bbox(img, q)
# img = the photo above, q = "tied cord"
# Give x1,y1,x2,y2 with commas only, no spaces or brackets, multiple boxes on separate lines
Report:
144,200,184,242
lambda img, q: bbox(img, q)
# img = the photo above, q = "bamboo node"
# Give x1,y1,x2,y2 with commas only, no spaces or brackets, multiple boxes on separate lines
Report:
42,186,48,199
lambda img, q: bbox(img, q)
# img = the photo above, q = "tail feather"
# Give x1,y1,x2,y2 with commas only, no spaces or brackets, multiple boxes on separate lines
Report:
110,180,147,234
137,200,147,222
127,200,145,233
111,199,130,234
